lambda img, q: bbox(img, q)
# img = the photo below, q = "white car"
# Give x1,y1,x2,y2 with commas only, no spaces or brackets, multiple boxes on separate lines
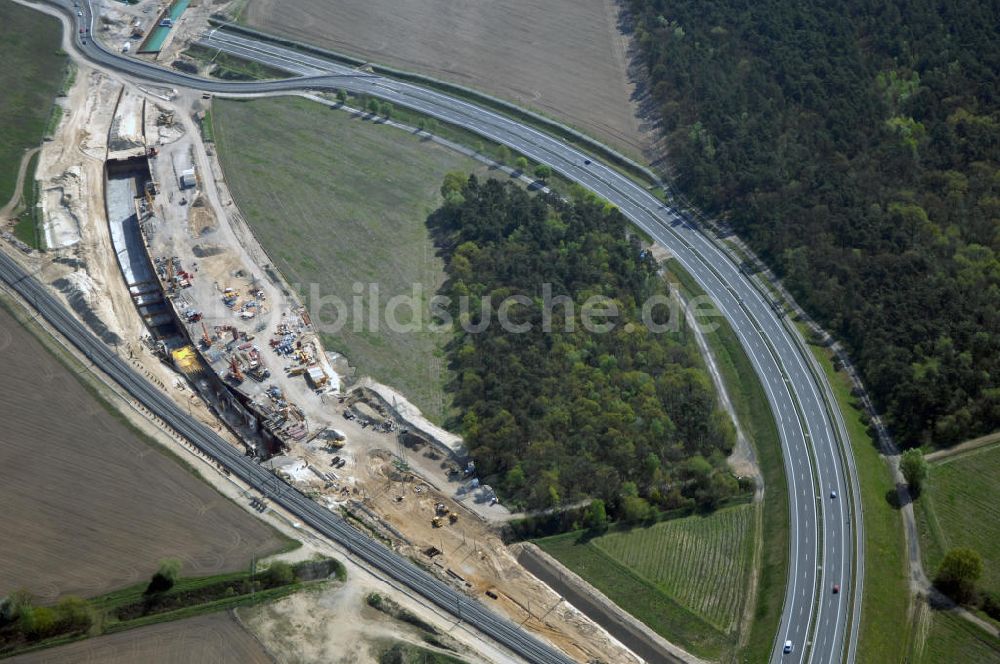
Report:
831,489,838,499
783,640,794,654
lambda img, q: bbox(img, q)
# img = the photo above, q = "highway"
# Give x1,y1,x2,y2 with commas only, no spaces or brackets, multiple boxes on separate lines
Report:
29,3,864,662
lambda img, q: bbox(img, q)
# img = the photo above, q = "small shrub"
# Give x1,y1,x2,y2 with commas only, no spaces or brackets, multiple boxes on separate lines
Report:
981,591,1000,621
261,561,295,588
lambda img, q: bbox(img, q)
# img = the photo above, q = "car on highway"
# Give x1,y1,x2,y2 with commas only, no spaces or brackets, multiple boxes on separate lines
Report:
833,583,840,594
783,640,794,654
77,10,83,15
583,158,592,165
831,489,838,499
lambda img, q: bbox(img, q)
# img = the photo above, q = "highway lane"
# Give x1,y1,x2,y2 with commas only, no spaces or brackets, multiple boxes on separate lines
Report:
52,3,862,661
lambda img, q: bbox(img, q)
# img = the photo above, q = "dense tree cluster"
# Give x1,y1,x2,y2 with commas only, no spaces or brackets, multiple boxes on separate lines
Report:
436,176,737,513
628,0,1000,447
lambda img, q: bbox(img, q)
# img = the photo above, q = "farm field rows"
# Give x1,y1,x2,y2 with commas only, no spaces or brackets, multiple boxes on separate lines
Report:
535,503,757,660
914,611,1000,663
0,303,288,601
593,504,756,633
212,96,492,424
239,0,648,158
6,611,272,664
917,443,1000,595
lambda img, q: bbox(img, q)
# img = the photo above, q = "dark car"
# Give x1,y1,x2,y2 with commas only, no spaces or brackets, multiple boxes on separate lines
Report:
583,158,592,165
832,583,840,594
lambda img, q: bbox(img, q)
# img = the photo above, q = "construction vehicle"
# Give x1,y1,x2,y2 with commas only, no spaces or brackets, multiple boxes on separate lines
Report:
248,365,270,382
448,513,458,524
431,517,443,528
228,356,244,383
165,257,175,292
435,503,450,516
200,321,212,348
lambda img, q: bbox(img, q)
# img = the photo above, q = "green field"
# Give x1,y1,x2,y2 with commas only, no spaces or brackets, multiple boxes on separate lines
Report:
0,3,66,206
536,504,757,660
213,96,495,423
915,611,1000,663
800,323,911,663
13,151,42,249
918,443,1000,595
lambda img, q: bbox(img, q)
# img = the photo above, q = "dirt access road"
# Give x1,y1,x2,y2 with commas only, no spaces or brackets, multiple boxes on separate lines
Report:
241,0,651,158
0,147,39,220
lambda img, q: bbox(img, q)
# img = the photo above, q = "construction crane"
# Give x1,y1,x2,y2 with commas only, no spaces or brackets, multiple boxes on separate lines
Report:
229,356,244,382
201,320,212,348
166,258,175,293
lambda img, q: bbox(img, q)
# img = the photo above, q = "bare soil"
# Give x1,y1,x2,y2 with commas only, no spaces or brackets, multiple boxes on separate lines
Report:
6,611,272,664
0,304,287,602
277,430,639,664
240,578,470,664
241,0,650,157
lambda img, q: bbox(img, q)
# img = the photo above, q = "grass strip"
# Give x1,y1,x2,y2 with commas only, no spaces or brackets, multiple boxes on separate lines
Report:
13,150,43,249
338,90,573,193
0,559,341,658
184,44,291,80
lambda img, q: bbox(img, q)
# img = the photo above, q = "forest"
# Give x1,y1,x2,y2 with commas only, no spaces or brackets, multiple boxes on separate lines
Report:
434,176,738,514
627,0,1000,447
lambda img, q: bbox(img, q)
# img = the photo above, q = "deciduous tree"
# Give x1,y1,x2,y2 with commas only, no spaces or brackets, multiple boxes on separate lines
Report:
935,548,983,604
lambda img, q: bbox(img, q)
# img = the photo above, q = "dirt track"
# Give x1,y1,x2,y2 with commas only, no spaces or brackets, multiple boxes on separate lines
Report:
0,147,39,220
242,0,650,157
6,611,272,664
0,304,287,602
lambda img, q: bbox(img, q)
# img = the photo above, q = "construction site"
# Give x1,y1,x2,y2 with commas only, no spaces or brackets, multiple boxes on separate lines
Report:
0,1,654,655
73,78,639,661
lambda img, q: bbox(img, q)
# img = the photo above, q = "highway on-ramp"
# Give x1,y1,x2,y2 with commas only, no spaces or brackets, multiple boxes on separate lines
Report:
22,3,865,662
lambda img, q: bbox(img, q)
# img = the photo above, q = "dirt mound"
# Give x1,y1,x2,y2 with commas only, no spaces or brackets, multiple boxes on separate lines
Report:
52,273,123,345
192,242,225,257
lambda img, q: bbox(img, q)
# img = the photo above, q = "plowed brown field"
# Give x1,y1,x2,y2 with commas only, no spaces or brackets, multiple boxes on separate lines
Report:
6,612,272,664
242,0,648,156
0,304,287,601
